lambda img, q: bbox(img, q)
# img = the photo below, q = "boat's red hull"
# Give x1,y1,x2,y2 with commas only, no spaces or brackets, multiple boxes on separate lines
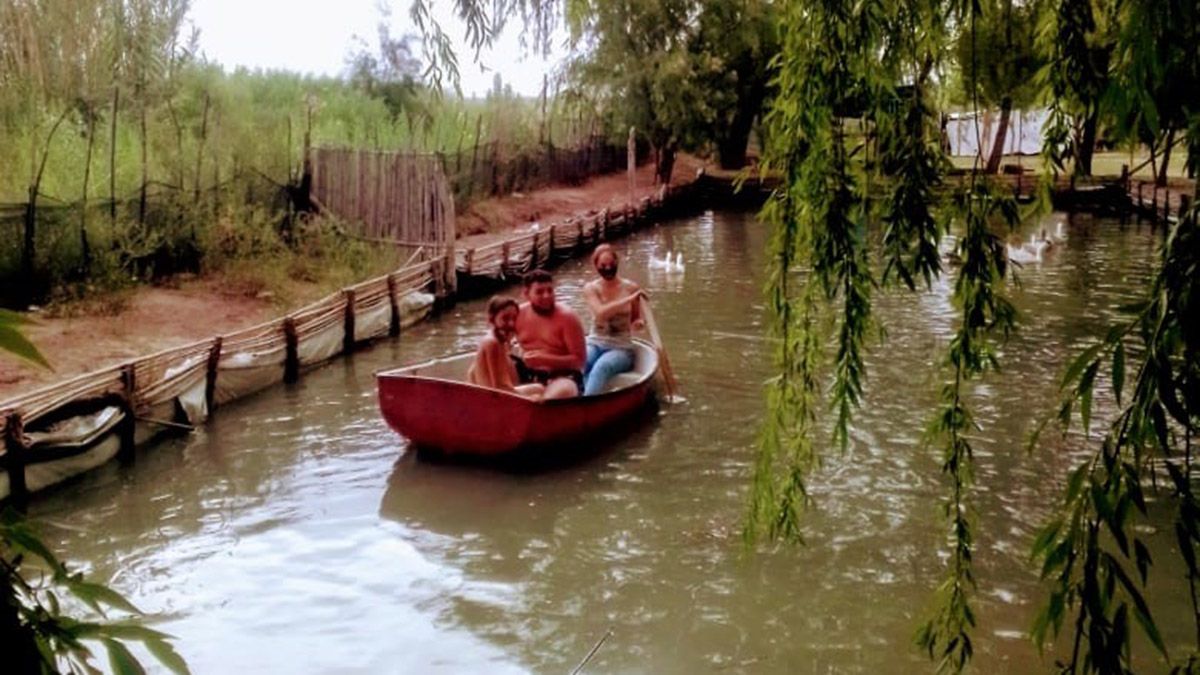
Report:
377,366,656,456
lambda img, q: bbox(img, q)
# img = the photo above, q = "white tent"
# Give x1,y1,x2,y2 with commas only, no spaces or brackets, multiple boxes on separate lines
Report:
945,109,1047,157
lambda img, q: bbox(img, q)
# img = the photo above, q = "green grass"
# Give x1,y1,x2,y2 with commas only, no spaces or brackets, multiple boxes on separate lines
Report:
949,150,1193,180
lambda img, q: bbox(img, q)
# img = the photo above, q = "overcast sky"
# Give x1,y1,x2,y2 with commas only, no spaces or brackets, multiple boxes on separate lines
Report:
187,0,564,96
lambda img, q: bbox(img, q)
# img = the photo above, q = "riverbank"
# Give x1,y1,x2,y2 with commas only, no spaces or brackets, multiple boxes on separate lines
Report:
0,156,708,400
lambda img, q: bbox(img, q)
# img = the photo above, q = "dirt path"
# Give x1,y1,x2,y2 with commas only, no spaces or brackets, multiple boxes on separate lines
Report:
0,156,710,402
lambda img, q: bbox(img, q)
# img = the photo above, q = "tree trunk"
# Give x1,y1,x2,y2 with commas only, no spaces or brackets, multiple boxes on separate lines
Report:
110,86,119,224
1157,127,1176,187
81,111,96,272
1076,107,1100,176
985,97,1013,174
194,93,209,203
23,185,37,289
139,102,148,226
655,141,677,186
22,109,69,297
716,112,755,170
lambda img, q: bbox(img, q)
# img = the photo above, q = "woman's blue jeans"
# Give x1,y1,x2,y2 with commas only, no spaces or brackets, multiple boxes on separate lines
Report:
584,342,634,396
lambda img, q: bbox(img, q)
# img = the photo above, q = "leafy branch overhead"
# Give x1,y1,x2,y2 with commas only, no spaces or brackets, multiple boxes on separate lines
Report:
2,510,190,674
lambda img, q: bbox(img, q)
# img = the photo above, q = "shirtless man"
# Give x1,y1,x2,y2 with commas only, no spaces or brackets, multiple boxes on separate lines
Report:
581,244,645,395
515,269,587,399
468,296,545,400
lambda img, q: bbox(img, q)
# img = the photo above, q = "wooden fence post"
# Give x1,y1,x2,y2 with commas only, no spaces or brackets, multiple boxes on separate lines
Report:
548,224,558,258
284,317,299,383
118,364,137,462
387,275,401,337
531,232,541,269
575,219,585,253
343,289,357,354
432,258,447,306
205,336,222,411
464,249,475,276
4,412,28,503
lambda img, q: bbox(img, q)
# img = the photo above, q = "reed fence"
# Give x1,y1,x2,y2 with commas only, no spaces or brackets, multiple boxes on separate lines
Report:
0,256,443,502
441,135,643,207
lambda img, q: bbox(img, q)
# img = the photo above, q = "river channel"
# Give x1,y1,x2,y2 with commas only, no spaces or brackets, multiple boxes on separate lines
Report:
28,208,1185,673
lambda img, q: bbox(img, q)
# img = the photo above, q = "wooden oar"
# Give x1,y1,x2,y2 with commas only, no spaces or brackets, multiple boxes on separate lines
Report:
639,297,678,400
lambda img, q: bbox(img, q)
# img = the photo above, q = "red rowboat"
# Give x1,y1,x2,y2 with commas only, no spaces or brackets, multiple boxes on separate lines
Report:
376,339,659,457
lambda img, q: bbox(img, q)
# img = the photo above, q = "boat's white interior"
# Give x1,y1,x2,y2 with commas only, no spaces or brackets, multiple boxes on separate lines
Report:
382,339,659,395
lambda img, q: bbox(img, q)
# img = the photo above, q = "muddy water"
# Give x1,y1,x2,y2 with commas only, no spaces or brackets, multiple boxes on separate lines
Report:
30,209,1185,673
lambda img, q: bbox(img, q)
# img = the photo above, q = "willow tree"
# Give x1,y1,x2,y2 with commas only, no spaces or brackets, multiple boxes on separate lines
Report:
430,0,1197,671
953,0,1046,173
1104,0,1199,185
1039,0,1117,177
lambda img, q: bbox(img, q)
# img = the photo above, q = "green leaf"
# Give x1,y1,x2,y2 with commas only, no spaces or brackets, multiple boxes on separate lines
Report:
0,324,51,370
1176,521,1197,574
1111,341,1125,405
1079,361,1099,433
1031,518,1063,559
2,521,65,574
144,638,191,675
78,622,173,642
1134,539,1152,584
102,638,147,675
0,308,33,326
1106,553,1168,657
1062,343,1102,389
67,580,143,616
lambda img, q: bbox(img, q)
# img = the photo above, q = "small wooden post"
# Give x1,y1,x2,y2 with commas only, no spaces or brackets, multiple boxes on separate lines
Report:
1120,164,1129,190
464,248,475,276
118,364,136,462
205,336,222,411
575,219,584,253
1180,194,1191,222
549,223,558,259
1165,192,1173,222
342,289,356,354
1137,181,1143,207
600,210,609,241
501,242,511,277
283,317,299,383
4,412,28,503
531,232,541,269
1152,184,1158,214
431,258,448,307
387,275,401,337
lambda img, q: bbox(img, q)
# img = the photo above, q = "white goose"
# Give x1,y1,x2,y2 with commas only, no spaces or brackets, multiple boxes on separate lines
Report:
669,251,686,273
649,250,674,270
1007,243,1040,264
1052,220,1067,242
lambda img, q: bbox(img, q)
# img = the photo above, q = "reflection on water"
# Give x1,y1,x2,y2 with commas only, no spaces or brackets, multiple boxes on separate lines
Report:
28,208,1182,673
